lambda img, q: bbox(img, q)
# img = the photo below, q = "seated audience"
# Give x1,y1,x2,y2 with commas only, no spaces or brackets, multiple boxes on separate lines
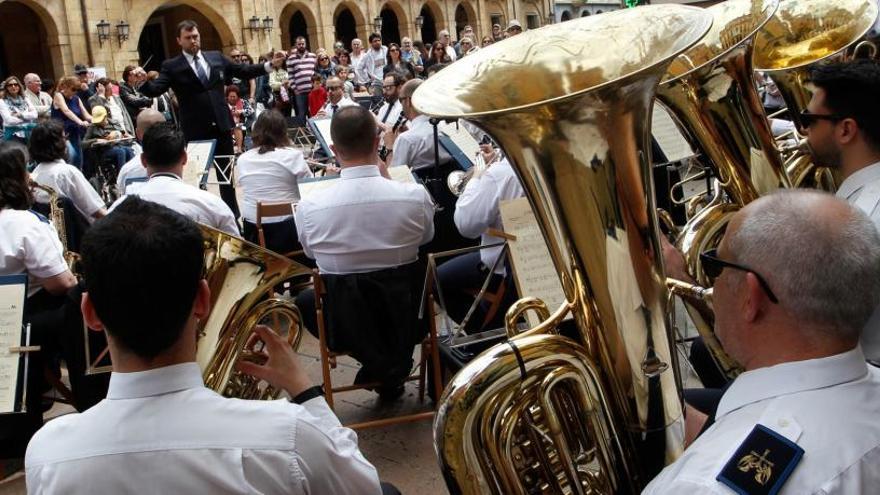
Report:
82,105,135,176
645,191,880,493
0,76,38,140
110,122,239,235
23,73,53,120
25,197,383,494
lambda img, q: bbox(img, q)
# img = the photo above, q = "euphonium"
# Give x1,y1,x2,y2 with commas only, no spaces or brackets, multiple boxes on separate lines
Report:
87,224,310,400
30,180,80,270
656,0,784,380
753,0,879,188
414,6,712,493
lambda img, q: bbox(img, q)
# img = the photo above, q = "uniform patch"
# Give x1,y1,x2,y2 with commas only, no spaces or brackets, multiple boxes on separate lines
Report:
27,209,50,224
716,424,803,495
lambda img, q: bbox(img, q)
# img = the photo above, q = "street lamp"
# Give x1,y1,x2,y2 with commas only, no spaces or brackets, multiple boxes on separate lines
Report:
374,15,383,33
415,15,424,30
248,15,261,35
116,20,130,45
262,16,274,33
96,19,111,46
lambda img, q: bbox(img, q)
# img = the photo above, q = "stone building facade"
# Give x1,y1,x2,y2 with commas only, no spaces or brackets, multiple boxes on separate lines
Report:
0,0,553,81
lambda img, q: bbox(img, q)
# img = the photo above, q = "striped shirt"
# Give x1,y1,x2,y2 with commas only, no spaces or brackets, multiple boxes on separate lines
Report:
286,51,317,95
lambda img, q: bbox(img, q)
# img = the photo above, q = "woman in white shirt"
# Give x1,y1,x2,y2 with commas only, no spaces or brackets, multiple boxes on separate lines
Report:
0,140,78,457
236,109,313,256
28,120,107,223
0,76,38,141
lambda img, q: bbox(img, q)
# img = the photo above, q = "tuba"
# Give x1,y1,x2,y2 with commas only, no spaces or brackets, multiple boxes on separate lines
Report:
87,224,310,400
656,0,784,380
753,0,879,189
414,5,712,493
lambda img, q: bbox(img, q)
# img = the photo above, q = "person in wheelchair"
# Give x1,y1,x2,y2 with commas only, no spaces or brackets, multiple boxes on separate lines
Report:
29,120,106,224
82,105,135,178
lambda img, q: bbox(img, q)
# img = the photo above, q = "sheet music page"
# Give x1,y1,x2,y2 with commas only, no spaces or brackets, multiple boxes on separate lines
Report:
499,197,570,327
388,165,416,184
438,121,481,161
0,277,26,413
184,141,215,187
312,118,335,158
652,103,693,162
298,176,340,199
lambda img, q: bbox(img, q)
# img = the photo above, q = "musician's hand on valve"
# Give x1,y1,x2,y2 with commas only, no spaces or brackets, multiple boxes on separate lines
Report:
661,236,693,284
236,324,313,398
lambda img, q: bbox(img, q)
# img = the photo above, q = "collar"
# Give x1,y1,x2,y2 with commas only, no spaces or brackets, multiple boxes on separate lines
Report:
107,362,204,399
716,346,868,420
25,88,40,97
37,159,67,168
182,50,204,64
340,164,381,179
149,172,182,181
409,114,430,128
836,161,880,200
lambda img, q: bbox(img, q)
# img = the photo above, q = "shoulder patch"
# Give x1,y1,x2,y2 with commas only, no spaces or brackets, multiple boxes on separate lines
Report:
716,424,804,495
27,209,50,224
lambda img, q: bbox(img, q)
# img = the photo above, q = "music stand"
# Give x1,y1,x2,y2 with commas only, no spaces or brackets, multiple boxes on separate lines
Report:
307,117,335,159
0,274,38,415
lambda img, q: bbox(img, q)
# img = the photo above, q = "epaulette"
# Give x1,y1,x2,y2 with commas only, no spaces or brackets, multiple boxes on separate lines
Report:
716,423,804,495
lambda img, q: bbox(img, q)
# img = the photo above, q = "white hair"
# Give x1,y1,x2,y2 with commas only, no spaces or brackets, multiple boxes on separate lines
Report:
23,73,40,84
727,190,880,340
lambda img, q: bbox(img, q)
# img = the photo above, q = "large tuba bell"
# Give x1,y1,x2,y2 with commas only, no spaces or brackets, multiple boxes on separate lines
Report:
656,0,784,380
753,0,879,189
414,5,712,493
87,224,310,400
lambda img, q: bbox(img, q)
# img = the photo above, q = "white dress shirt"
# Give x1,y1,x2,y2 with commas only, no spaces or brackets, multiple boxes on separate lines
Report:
445,45,458,62
182,50,211,81
32,159,105,221
320,96,357,118
295,165,434,274
358,47,388,85
0,208,68,298
454,158,525,273
24,89,53,119
25,362,382,494
837,161,880,361
116,150,148,195
236,147,314,223
110,173,239,235
643,347,880,494
375,100,403,128
389,114,452,170
350,52,367,86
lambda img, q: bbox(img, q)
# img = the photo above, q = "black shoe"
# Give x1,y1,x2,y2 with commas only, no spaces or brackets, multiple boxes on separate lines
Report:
377,383,405,401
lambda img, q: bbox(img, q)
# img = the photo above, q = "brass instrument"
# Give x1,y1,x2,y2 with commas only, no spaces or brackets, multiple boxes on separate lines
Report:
656,0,784,380
87,224,310,400
446,145,497,196
29,180,80,270
414,5,713,493
753,0,879,188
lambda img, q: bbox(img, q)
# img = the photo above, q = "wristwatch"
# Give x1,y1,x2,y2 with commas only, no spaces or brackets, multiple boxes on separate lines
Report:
289,385,324,405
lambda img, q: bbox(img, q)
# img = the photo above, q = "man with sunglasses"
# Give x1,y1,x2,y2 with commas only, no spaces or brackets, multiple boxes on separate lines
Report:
802,59,880,361
646,190,880,494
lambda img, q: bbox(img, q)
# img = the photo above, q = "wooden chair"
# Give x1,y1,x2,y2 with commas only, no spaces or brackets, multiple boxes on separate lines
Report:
465,280,508,332
255,201,299,257
312,269,443,430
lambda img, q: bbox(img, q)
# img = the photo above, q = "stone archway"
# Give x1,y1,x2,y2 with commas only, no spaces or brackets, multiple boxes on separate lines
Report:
379,2,407,45
454,2,476,38
0,0,59,79
581,10,590,17
131,1,237,71
280,2,319,50
418,2,443,44
561,10,572,22
334,3,367,50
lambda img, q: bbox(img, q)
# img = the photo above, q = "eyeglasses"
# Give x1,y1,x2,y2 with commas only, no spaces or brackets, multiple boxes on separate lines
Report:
700,249,779,303
326,85,343,90
383,84,397,89
799,109,845,128
389,48,399,52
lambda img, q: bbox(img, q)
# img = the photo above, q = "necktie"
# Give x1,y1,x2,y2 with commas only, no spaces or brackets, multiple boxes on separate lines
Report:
332,104,339,114
381,103,393,123
193,54,209,86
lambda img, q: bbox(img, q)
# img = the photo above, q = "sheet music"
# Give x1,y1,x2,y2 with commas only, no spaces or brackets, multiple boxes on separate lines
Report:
0,276,27,413
439,121,481,164
184,140,216,188
311,118,335,158
388,165,416,184
652,103,693,162
499,197,570,327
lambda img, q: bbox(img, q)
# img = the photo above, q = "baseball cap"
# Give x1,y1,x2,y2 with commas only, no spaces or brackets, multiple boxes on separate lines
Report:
91,105,108,124
74,64,89,75
506,20,522,31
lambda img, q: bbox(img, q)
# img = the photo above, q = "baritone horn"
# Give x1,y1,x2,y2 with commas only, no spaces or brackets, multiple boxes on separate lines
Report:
414,5,713,493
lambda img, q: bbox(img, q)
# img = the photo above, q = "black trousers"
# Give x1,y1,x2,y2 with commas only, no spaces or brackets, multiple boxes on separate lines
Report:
242,218,301,256
185,128,240,218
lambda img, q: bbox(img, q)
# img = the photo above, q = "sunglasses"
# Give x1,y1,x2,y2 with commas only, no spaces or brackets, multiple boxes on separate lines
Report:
326,85,343,90
700,249,779,303
389,48,399,52
799,109,845,128
6,82,20,87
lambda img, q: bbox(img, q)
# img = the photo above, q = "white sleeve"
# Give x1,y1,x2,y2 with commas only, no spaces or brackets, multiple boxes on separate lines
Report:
293,398,382,495
454,174,498,239
389,135,411,168
67,168,106,218
294,202,314,259
21,216,68,279
288,149,314,179
214,201,240,236
0,99,23,125
21,99,38,121
420,188,435,246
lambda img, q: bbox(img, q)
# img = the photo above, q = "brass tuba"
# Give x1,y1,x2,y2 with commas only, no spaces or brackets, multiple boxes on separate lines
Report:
753,0,879,189
414,5,712,493
87,224,310,400
656,0,784,380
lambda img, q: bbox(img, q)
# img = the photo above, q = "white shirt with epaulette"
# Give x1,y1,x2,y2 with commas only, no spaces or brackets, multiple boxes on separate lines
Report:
0,207,68,297
31,159,105,221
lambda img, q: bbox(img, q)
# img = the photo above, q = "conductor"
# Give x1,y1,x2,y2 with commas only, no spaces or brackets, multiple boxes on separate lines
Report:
137,19,287,217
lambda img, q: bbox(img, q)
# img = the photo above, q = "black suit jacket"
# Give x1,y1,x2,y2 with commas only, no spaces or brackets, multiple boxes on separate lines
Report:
139,51,267,139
